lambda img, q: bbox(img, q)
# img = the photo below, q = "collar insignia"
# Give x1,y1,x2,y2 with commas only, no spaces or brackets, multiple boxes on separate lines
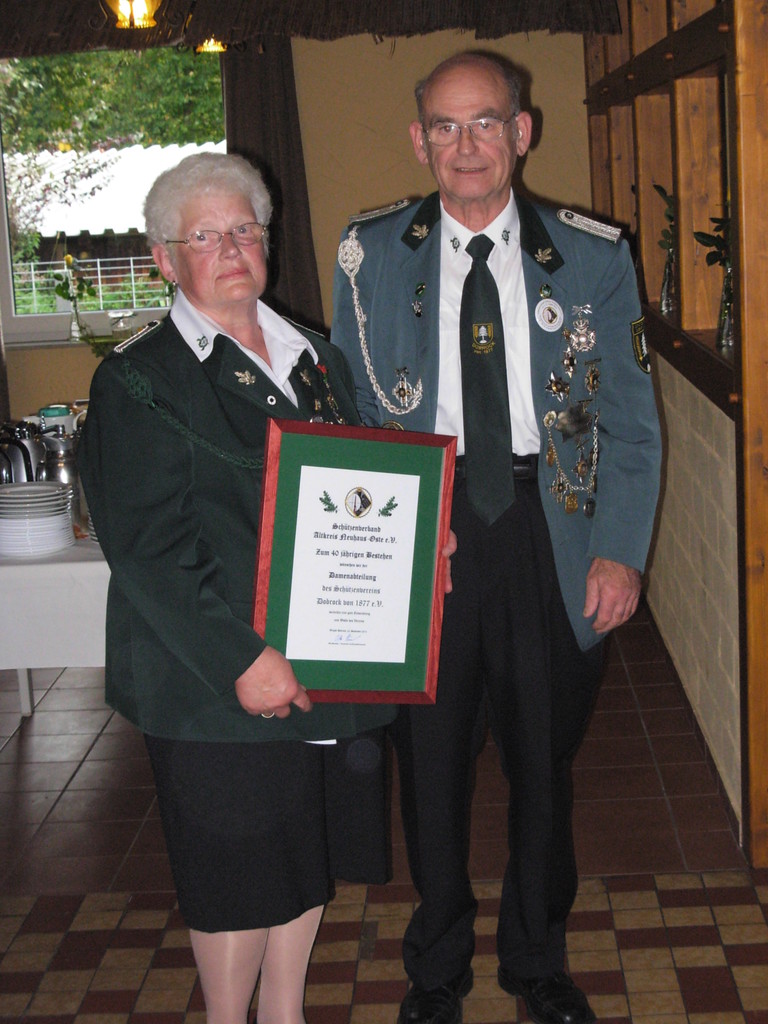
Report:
197,335,209,350
412,224,429,240
234,370,257,385
502,229,510,245
450,236,460,252
535,247,553,264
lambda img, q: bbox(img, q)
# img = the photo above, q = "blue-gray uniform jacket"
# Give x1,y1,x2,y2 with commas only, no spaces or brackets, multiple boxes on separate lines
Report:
331,191,661,651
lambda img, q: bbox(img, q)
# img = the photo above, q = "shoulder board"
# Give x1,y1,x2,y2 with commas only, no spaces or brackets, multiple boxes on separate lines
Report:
112,320,163,354
557,209,621,244
349,198,413,225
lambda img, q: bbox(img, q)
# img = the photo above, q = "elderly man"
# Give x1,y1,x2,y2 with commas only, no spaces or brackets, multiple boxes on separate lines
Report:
332,53,661,1024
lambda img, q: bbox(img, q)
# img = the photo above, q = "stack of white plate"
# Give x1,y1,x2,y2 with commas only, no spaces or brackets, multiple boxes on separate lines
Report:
0,482,75,557
87,510,99,543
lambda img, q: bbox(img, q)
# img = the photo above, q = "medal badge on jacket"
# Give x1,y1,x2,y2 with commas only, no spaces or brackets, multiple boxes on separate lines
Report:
542,304,600,518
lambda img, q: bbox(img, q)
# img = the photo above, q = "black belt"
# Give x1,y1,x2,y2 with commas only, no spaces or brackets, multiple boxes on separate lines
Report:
454,453,538,481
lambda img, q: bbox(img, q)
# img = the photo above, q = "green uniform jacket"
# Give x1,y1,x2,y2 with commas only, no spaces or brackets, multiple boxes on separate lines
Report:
78,315,394,742
332,193,662,650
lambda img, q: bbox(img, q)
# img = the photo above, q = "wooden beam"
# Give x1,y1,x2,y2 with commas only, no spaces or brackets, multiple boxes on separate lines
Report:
733,0,768,867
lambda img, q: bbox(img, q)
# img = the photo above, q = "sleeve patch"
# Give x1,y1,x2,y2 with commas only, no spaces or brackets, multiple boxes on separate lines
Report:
631,317,651,373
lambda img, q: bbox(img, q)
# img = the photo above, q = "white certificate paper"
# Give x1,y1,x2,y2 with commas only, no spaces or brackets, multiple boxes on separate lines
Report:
285,466,421,662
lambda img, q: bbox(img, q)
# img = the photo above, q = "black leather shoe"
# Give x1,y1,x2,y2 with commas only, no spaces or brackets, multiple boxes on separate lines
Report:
497,968,595,1024
397,968,473,1024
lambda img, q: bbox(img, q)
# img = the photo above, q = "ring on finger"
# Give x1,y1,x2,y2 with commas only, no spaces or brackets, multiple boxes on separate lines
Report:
261,711,275,719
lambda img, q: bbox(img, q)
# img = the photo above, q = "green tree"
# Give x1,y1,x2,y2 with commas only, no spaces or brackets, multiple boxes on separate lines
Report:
0,48,224,262
0,48,223,152
4,149,113,260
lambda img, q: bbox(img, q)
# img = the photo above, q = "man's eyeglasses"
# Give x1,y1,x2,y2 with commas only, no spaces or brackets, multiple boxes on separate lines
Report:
165,222,267,254
423,117,515,146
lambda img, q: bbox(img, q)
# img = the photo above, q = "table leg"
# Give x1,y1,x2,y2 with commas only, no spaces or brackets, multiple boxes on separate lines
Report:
17,668,34,716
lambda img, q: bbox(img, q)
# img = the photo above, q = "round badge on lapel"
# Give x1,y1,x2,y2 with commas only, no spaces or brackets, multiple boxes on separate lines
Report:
535,298,564,332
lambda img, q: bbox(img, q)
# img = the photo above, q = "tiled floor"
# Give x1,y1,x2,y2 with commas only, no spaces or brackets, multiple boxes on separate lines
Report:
1,602,767,1023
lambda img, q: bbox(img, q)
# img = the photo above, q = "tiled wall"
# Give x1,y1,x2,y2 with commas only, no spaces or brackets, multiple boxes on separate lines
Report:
645,356,741,828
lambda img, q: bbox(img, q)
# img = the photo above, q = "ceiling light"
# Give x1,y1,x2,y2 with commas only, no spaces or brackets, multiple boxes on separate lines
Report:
195,37,228,53
102,0,162,29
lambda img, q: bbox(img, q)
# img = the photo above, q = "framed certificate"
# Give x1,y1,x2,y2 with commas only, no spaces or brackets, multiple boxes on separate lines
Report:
253,419,456,703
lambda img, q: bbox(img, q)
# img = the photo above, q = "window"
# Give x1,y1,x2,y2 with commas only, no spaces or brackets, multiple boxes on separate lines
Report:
0,48,224,346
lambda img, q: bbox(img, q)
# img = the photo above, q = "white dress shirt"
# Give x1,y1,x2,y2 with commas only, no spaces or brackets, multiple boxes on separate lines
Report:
435,192,540,456
170,288,317,406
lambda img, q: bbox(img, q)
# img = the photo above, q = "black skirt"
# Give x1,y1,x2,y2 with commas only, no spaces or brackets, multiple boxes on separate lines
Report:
145,731,389,932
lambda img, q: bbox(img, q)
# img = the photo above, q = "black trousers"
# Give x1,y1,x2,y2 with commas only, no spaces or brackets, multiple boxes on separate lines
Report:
392,475,603,988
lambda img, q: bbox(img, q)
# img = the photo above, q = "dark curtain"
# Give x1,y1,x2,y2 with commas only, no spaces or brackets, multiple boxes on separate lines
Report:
222,39,325,333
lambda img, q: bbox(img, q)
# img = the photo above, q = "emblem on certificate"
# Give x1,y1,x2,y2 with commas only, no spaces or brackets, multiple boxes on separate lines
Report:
345,487,373,518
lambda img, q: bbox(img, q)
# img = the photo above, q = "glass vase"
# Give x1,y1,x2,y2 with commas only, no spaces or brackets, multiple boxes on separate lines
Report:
659,246,676,315
68,304,93,346
716,265,734,348
68,307,83,342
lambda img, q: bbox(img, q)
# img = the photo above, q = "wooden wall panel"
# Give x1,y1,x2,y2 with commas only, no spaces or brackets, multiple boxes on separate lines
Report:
584,32,606,87
733,0,768,867
672,0,716,31
634,93,673,307
588,114,612,217
610,105,637,234
631,0,668,51
606,0,631,71
674,74,725,331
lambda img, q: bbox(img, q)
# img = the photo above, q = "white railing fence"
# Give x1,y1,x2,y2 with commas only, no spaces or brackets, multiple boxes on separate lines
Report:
12,256,170,315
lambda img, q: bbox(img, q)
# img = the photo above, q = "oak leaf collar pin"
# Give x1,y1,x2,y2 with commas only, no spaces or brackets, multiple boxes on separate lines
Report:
235,370,257,385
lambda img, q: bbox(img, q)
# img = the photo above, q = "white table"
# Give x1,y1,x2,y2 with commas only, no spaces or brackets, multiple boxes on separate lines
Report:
0,540,110,714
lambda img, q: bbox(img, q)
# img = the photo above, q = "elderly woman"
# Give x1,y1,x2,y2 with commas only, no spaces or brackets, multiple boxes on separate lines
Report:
78,153,397,1024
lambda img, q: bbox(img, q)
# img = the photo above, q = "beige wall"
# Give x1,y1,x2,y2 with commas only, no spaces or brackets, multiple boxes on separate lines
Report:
646,358,741,827
5,342,98,416
293,30,592,320
5,29,590,418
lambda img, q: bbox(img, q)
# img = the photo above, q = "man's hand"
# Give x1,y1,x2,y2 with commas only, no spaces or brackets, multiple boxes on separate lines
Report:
235,646,313,719
583,557,641,634
442,529,458,594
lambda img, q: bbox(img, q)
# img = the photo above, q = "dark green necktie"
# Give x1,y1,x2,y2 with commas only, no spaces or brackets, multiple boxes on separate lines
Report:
459,234,515,524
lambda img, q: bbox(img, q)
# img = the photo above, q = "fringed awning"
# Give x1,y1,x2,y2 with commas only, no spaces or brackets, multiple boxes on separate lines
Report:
1,0,621,59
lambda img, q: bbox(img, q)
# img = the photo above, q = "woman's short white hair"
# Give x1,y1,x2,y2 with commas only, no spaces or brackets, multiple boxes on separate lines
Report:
143,152,272,251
